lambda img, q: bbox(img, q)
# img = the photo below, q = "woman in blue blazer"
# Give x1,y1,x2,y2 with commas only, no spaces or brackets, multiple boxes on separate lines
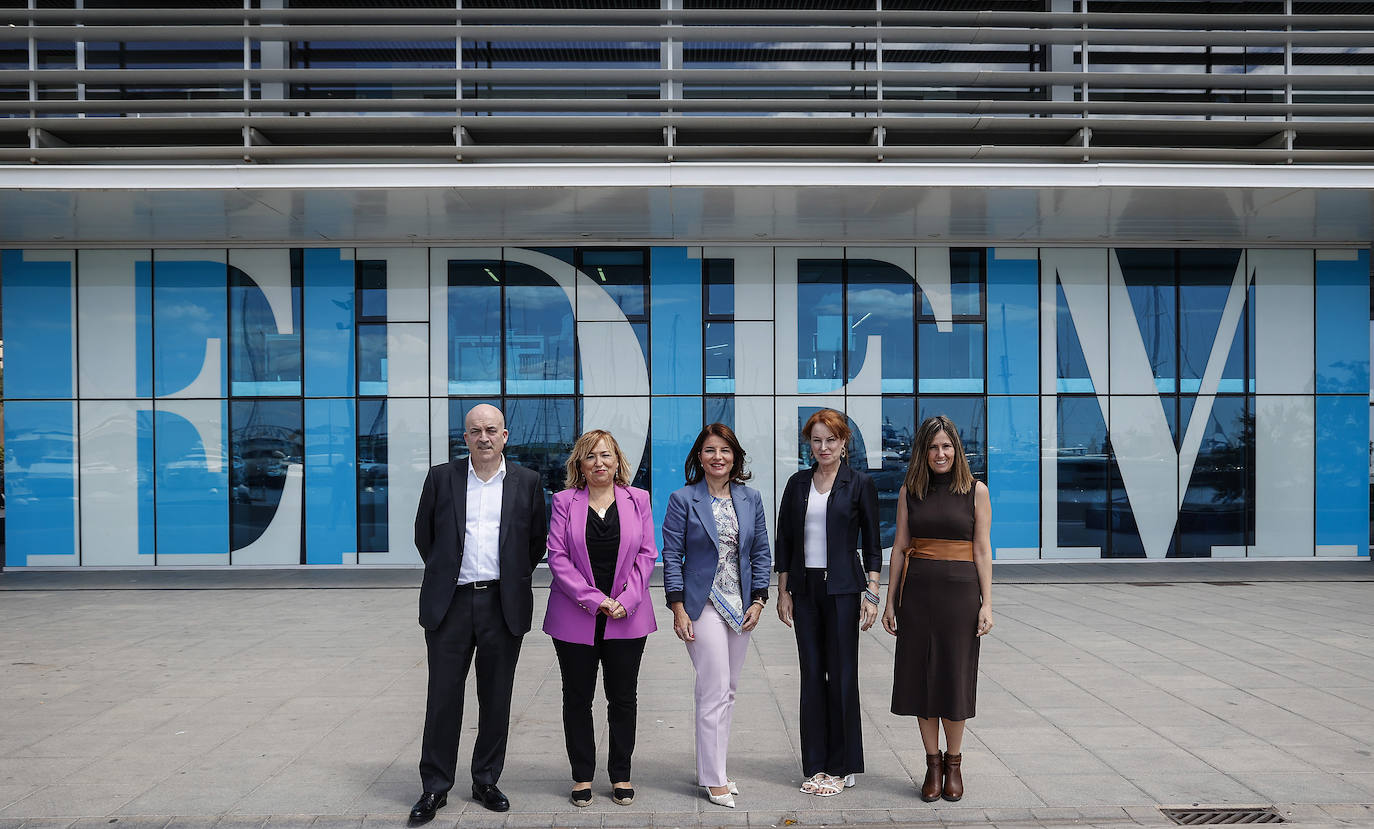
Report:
661,423,772,810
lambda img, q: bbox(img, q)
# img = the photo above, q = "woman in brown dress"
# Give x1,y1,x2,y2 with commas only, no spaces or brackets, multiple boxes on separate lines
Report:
881,414,993,803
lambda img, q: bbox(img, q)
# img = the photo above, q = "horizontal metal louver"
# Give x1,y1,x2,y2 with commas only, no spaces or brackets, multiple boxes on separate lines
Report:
2,3,1374,164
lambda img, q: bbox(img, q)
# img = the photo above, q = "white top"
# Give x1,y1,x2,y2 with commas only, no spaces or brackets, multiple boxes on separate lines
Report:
803,480,829,569
458,458,507,584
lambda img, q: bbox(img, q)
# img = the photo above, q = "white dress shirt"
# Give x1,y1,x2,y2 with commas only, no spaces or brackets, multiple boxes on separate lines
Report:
458,459,507,584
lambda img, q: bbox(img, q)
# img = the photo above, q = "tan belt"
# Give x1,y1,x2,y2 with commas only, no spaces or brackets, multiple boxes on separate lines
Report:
898,538,974,607
905,538,974,562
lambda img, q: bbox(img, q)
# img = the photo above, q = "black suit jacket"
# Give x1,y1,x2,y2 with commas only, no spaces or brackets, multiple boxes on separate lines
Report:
774,463,881,595
414,458,549,635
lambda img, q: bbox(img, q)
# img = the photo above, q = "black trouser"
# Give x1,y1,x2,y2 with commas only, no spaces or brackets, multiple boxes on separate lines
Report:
551,615,648,783
419,582,523,794
792,569,864,777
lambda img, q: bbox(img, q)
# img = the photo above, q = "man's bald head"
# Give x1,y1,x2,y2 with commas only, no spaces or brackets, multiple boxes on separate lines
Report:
463,404,508,476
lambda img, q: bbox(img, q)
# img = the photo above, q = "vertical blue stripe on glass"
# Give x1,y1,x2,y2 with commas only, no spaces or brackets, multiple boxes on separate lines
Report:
2,400,78,565
987,396,1039,555
1,250,74,399
305,398,357,564
1315,251,1370,394
986,248,1039,395
303,248,356,398
1315,395,1368,553
651,396,701,553
154,405,229,556
649,247,703,396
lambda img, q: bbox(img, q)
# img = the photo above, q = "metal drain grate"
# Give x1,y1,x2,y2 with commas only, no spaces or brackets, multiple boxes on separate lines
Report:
1161,806,1286,825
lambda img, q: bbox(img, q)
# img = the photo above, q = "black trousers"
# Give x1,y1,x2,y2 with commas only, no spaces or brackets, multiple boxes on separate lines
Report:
551,616,648,783
419,583,523,794
792,570,864,777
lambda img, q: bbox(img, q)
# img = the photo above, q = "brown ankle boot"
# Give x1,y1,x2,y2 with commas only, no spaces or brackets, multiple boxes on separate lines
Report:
942,752,963,801
920,751,944,802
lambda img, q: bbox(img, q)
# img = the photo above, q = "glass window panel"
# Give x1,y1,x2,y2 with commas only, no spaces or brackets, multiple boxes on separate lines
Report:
505,262,575,395
918,396,985,477
875,396,916,549
1116,249,1176,394
1056,282,1094,394
358,323,388,397
704,321,735,394
949,247,985,317
847,258,914,394
504,396,577,512
230,264,302,397
448,259,502,395
1056,396,1109,553
705,258,735,317
230,400,303,554
579,248,647,318
357,399,388,554
358,259,387,322
1178,396,1250,557
918,322,985,394
797,258,845,393
1179,249,1246,394
705,395,734,429
448,397,501,464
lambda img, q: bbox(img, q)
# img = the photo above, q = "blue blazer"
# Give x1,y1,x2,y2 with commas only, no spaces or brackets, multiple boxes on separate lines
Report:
661,480,772,621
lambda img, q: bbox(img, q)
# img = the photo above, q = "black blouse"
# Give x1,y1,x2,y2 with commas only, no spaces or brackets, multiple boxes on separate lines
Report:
586,501,620,596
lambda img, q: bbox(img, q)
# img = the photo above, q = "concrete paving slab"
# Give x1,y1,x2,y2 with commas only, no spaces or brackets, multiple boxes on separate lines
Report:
2,570,1373,828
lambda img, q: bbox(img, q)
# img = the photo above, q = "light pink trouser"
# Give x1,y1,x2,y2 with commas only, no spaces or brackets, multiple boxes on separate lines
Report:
685,604,752,788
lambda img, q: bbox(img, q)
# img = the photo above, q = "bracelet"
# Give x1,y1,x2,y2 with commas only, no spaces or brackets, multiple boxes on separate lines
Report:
863,590,880,606
751,598,766,608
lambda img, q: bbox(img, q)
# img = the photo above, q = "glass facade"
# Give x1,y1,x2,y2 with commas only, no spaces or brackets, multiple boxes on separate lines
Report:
0,245,1369,566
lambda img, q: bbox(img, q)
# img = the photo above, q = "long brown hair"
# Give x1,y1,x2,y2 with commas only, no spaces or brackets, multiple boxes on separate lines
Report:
563,429,633,490
684,423,752,485
904,414,974,499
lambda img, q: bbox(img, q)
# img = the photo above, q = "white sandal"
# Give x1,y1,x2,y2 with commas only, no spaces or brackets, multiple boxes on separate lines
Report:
800,772,827,794
812,774,843,797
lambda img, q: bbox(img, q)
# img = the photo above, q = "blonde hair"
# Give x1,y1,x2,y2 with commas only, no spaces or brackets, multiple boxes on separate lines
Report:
563,429,633,490
904,414,975,500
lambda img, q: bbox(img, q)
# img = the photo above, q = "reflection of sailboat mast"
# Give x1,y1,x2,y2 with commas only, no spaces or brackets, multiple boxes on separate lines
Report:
999,301,1016,436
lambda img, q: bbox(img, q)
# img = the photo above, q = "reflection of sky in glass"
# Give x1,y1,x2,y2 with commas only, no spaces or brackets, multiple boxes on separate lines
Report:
918,322,984,394
847,259,914,393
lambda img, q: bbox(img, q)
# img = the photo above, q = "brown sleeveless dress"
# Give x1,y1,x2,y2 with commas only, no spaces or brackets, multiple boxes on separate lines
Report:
890,472,980,720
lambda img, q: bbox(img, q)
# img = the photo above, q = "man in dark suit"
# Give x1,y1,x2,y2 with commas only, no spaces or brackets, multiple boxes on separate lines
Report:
409,404,548,824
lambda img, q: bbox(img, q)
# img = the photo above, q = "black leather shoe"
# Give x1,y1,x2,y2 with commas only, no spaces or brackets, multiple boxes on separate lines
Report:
408,791,446,825
471,782,510,812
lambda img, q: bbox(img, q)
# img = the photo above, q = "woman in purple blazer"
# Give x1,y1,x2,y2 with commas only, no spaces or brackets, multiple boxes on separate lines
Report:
542,429,658,808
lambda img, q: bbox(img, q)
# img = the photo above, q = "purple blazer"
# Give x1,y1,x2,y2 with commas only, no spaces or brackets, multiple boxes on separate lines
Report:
542,484,659,645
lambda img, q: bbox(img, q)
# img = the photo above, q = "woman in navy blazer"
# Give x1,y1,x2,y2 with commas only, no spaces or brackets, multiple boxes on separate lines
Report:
543,430,659,808
661,423,771,809
774,409,881,798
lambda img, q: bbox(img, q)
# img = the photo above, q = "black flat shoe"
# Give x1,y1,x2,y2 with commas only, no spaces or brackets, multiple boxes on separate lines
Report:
612,786,635,805
408,791,446,825
471,782,510,812
570,786,592,807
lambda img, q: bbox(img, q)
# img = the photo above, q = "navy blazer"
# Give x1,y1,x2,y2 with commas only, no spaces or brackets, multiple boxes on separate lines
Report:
661,480,772,621
413,458,549,635
774,463,881,596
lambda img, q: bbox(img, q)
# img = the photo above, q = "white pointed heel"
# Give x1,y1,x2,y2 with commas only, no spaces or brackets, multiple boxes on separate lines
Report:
704,788,736,808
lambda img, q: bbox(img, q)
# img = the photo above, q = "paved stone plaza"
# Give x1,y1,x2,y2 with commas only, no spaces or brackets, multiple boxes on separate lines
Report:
0,562,1371,829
